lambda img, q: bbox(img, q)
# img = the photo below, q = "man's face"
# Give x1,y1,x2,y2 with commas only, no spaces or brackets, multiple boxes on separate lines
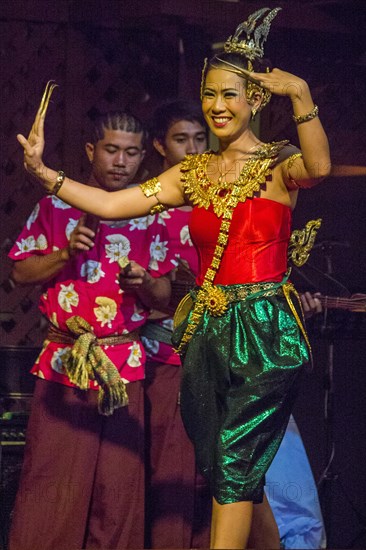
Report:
86,129,145,191
154,120,207,168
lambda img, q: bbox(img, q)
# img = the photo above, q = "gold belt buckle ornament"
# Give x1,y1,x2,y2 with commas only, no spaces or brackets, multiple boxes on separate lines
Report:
205,285,229,316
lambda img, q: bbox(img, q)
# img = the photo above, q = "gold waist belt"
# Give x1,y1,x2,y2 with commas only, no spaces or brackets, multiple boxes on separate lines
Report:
174,275,311,357
194,280,285,318
218,281,284,305
174,279,286,332
47,325,140,346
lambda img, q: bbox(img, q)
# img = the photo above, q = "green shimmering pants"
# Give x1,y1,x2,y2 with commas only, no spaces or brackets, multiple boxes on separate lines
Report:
172,288,309,504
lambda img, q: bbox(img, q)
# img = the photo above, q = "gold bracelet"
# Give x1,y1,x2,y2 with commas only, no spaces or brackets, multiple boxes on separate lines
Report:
292,105,319,125
140,177,165,215
150,203,166,214
49,170,65,195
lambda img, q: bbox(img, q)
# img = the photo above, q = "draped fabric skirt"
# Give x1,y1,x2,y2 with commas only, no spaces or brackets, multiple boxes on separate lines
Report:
172,285,309,505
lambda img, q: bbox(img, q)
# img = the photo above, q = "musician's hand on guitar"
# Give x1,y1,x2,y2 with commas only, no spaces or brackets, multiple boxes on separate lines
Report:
317,293,366,312
301,291,322,319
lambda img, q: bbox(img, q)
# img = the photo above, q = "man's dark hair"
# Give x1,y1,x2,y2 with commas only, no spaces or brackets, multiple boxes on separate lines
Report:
91,111,148,147
151,99,206,144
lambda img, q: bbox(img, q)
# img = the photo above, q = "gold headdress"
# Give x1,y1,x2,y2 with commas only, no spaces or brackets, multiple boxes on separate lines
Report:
223,7,281,61
201,7,281,110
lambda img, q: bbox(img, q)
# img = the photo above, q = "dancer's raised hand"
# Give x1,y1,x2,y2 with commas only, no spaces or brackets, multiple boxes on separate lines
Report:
17,81,58,177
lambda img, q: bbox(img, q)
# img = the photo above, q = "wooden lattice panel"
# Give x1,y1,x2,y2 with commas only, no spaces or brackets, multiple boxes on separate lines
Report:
0,19,66,347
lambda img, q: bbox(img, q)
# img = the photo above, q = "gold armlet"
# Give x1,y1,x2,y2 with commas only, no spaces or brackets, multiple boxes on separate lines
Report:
139,177,165,215
292,105,319,125
286,153,302,188
48,170,65,195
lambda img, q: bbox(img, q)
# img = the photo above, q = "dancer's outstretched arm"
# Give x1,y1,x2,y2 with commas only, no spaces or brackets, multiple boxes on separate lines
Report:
17,83,185,219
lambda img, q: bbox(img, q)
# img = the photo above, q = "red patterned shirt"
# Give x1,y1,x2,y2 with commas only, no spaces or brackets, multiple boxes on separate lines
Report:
9,195,174,387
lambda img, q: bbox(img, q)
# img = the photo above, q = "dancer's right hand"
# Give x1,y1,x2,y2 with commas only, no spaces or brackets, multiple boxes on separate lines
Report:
17,81,58,178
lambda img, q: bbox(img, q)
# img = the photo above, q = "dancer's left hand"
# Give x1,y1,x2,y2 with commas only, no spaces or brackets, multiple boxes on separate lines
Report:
242,67,309,101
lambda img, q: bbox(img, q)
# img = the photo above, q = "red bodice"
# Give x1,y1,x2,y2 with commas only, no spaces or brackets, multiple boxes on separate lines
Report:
190,197,292,285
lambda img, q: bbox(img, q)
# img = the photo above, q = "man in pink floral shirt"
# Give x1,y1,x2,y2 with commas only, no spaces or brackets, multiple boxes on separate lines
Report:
8,112,173,550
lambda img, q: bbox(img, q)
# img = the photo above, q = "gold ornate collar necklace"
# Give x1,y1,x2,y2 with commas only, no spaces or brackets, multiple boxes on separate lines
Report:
181,140,288,218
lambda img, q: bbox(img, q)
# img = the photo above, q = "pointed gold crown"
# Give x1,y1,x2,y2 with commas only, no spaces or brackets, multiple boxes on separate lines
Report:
224,7,281,61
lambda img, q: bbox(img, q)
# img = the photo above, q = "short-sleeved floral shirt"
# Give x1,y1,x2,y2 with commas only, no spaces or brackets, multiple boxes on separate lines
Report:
9,195,174,387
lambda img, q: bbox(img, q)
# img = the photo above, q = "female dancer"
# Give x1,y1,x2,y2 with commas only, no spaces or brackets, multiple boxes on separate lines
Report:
17,8,330,548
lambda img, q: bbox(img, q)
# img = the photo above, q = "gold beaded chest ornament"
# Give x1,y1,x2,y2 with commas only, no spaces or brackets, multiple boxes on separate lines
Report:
200,7,281,109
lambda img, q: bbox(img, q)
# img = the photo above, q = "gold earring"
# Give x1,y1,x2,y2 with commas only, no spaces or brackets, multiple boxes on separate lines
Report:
251,107,257,120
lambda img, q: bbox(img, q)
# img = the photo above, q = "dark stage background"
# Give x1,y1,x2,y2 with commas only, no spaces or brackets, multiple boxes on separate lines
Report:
1,1,366,548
